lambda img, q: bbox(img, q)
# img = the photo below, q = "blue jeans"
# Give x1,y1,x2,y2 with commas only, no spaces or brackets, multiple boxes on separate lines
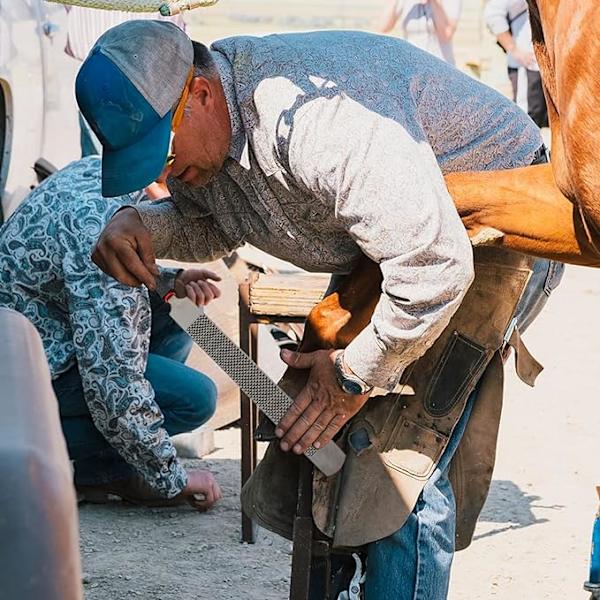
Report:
364,258,564,599
53,293,217,486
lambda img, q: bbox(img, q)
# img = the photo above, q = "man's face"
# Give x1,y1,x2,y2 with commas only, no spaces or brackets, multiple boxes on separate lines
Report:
162,76,231,188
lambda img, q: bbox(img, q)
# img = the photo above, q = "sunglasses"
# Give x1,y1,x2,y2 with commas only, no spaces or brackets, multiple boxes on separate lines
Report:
165,68,194,168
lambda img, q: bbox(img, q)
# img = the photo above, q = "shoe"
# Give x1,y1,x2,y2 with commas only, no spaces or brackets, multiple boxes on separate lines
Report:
267,325,299,351
76,474,187,508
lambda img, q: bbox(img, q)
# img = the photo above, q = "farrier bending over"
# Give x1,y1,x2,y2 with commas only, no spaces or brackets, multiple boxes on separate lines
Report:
81,23,545,450
79,23,558,597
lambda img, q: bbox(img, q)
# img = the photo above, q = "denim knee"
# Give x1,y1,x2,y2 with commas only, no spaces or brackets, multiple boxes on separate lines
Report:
147,353,219,435
184,373,218,428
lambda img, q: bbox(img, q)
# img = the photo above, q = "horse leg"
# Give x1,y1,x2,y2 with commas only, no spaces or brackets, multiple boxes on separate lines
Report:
552,1,600,243
281,153,600,397
278,255,382,397
446,163,600,267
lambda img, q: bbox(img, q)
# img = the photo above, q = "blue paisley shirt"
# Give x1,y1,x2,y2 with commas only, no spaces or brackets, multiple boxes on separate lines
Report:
0,157,187,498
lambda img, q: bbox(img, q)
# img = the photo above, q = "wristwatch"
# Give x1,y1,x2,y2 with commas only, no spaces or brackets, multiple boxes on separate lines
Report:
334,351,373,395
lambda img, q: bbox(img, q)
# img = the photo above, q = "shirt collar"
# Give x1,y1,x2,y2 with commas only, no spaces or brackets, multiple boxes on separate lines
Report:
211,50,250,170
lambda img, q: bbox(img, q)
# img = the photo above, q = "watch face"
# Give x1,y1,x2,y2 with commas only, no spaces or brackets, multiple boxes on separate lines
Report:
342,379,364,395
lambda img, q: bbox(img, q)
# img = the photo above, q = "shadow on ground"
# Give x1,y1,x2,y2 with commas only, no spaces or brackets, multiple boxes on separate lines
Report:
473,479,564,542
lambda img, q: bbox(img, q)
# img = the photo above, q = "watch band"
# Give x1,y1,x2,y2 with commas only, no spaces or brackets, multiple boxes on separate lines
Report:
334,351,373,395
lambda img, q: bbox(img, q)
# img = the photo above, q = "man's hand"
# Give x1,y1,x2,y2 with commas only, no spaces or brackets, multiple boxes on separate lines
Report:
182,468,222,512
92,207,159,289
276,349,370,454
174,268,222,307
512,47,536,69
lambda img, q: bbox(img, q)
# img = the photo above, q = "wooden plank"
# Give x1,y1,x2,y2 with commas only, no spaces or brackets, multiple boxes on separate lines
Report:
249,272,330,317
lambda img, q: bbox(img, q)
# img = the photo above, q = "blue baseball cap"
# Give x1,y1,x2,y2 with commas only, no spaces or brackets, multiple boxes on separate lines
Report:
75,20,193,197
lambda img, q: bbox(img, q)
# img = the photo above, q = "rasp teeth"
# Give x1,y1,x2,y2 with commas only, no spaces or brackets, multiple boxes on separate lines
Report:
168,297,345,476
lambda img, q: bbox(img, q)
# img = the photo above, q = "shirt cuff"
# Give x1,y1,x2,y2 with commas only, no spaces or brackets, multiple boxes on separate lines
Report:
343,325,406,391
132,200,178,258
153,457,188,499
155,266,182,299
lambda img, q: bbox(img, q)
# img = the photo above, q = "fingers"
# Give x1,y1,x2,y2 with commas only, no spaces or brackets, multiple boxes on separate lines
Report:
275,385,314,441
279,394,328,453
206,281,221,299
138,233,159,277
185,280,221,306
120,244,157,289
313,413,348,450
198,269,222,282
293,411,343,453
92,244,148,288
177,269,223,305
179,268,222,284
92,208,158,289
186,477,222,512
280,349,316,370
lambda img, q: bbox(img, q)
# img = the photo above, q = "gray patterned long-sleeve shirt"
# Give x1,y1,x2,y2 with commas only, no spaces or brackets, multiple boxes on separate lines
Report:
0,157,187,497
138,30,542,388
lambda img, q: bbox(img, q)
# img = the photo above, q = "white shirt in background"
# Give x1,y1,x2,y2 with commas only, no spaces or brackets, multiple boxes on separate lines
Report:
484,0,539,71
393,0,462,65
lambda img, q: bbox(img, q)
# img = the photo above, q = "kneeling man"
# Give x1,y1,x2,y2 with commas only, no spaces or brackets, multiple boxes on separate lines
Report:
0,157,221,510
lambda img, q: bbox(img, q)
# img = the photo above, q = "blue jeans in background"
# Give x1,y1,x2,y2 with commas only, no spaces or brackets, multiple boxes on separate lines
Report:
53,293,217,486
364,257,564,599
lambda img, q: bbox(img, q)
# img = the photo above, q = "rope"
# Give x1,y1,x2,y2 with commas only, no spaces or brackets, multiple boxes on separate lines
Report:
46,0,219,16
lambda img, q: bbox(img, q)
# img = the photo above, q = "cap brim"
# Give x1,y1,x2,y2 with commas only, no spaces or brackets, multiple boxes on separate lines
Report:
101,109,172,197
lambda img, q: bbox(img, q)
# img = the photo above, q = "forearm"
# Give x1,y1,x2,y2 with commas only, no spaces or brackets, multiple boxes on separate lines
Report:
134,199,233,263
288,95,475,386
484,0,511,37
429,0,457,43
378,0,400,33
496,30,517,53
344,246,472,389
67,278,188,497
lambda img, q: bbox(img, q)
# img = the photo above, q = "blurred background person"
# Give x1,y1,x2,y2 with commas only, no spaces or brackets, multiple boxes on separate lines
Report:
64,6,186,156
484,0,548,128
378,0,462,65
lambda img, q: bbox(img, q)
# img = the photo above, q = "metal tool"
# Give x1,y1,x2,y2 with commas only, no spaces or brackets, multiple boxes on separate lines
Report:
166,295,346,477
337,554,365,600
585,487,600,599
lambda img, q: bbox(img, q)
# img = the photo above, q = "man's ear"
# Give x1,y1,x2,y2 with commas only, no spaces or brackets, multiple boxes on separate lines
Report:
190,76,213,106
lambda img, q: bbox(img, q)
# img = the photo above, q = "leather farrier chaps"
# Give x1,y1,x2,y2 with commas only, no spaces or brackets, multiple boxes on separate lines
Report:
242,247,541,551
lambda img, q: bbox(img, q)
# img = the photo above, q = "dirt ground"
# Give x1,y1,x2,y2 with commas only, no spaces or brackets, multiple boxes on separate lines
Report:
79,261,600,600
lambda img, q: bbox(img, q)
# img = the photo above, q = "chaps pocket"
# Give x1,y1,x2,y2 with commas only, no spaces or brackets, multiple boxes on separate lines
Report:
382,419,447,480
424,331,489,417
